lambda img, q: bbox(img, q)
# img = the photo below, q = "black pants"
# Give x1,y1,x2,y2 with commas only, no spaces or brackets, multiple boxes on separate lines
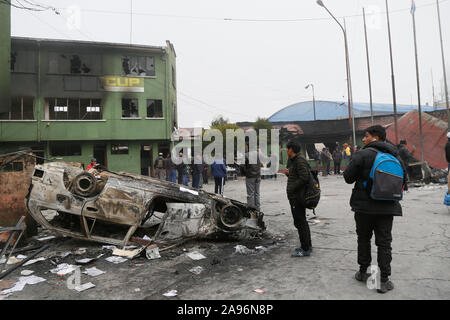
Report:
334,162,341,174
214,177,225,194
289,198,312,251
355,212,393,280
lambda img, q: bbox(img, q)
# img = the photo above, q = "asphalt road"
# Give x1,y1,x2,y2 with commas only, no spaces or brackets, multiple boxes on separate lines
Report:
1,174,449,300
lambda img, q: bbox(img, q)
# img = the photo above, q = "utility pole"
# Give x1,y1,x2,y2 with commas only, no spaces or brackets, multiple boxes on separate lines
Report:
432,69,436,110
130,0,133,45
363,8,374,124
344,19,356,146
385,0,399,144
305,84,316,121
436,0,449,129
411,1,424,162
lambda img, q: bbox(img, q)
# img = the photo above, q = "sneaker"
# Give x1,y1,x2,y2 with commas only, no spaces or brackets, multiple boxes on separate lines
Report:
377,280,394,294
291,248,312,257
295,247,313,253
354,271,371,282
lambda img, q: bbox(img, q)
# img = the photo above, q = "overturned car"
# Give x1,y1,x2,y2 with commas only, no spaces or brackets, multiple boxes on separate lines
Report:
25,162,265,246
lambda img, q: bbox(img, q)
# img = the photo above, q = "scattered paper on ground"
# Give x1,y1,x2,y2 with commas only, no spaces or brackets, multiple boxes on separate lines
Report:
20,270,34,276
163,289,178,297
60,252,71,258
186,251,206,260
75,258,96,265
74,248,87,255
6,256,23,265
113,248,141,259
83,267,105,277
17,254,27,259
1,275,46,295
23,257,45,266
143,235,152,241
50,263,77,276
189,266,204,275
145,245,161,260
105,256,127,264
74,282,95,292
254,289,265,294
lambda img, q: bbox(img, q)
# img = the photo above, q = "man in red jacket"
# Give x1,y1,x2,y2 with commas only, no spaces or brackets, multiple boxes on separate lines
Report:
86,158,97,171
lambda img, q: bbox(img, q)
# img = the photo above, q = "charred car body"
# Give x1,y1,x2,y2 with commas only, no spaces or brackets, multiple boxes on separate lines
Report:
25,162,265,246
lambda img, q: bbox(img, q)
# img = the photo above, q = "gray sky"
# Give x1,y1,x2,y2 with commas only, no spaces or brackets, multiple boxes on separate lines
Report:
10,0,450,128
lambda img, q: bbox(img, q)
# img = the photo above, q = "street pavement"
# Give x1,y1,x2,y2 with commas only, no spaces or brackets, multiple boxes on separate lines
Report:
1,174,449,300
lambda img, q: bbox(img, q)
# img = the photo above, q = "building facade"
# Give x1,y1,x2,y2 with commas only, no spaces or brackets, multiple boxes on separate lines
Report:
0,37,178,175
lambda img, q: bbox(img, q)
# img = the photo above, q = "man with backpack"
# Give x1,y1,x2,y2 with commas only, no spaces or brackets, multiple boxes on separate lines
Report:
286,140,313,257
344,125,407,294
154,153,166,180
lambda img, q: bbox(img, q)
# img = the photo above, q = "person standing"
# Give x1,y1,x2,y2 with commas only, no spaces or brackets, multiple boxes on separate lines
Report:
211,157,227,195
176,151,188,186
86,158,97,171
192,154,203,189
332,147,343,175
320,148,331,176
446,133,450,194
285,140,312,257
343,125,407,294
154,153,166,180
167,153,177,183
240,148,262,210
312,149,320,171
202,162,209,184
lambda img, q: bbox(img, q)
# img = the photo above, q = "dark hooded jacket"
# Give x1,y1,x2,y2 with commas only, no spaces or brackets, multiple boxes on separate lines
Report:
445,139,450,163
286,153,310,200
343,141,407,216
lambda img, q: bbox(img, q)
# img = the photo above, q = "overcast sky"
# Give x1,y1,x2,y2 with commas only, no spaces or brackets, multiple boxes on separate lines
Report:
10,0,450,128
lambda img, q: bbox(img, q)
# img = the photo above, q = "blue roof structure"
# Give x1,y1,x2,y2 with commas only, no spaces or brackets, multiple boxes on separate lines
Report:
268,100,441,122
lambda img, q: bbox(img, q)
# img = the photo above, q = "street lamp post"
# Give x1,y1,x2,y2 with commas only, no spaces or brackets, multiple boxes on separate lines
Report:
317,0,356,145
305,84,316,121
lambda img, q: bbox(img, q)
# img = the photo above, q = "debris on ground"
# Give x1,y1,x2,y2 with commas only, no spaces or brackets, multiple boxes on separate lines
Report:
60,252,71,258
163,289,178,297
20,270,34,276
50,263,77,276
74,282,95,292
188,266,204,275
0,280,14,290
1,275,46,295
105,256,127,264
23,257,45,266
234,245,254,255
134,288,141,292
74,248,87,255
145,245,161,260
186,251,206,260
253,289,265,294
83,267,105,277
112,247,143,259
37,236,56,241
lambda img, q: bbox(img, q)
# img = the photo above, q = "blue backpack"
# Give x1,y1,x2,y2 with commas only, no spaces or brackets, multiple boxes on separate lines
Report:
364,148,404,201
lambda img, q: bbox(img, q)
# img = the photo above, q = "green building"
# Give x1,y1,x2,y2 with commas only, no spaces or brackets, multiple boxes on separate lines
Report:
0,2,11,113
0,36,178,175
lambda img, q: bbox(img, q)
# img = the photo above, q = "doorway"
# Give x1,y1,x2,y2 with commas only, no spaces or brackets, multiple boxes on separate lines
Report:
141,145,153,177
93,144,107,168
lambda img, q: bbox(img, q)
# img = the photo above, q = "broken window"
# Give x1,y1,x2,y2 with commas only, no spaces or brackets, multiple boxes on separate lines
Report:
122,56,155,76
10,50,36,73
0,97,34,120
0,161,24,173
50,143,82,157
172,66,176,89
122,99,139,118
46,98,102,120
111,144,129,155
146,100,163,118
48,52,101,74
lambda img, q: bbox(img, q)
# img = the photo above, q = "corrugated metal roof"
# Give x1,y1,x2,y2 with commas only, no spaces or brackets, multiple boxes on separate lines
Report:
269,100,441,122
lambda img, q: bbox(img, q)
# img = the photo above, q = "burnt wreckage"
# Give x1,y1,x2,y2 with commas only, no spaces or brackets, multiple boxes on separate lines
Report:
25,162,265,246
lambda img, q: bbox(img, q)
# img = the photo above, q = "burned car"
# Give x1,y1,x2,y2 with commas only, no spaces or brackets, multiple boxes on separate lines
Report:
25,162,265,246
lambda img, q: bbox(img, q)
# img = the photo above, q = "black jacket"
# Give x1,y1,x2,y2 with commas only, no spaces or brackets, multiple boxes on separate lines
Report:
332,150,343,163
398,145,414,165
446,139,450,163
286,153,310,200
241,151,262,179
343,141,407,216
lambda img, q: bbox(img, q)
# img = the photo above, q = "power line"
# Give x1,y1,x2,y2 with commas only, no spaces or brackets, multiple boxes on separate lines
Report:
46,0,449,23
